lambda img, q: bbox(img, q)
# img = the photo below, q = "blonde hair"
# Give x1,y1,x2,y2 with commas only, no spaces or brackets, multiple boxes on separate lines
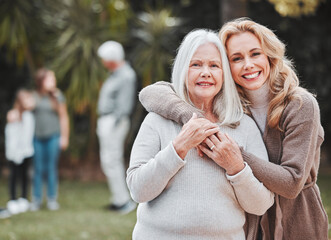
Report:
219,17,306,129
172,29,243,126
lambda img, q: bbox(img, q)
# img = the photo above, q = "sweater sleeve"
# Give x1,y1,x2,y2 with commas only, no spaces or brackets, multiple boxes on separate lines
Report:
139,81,203,125
126,113,186,203
227,163,274,215
227,117,274,215
241,93,324,199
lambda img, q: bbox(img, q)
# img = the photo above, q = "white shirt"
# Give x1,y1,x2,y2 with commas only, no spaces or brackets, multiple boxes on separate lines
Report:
5,111,35,164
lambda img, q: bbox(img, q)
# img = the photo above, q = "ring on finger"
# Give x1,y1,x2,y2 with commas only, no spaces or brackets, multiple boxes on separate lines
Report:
210,145,215,150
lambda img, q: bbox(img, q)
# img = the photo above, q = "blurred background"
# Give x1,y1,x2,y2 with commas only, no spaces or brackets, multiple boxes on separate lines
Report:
0,0,330,239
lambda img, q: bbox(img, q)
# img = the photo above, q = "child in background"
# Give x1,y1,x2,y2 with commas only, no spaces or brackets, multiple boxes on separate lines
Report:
0,89,35,218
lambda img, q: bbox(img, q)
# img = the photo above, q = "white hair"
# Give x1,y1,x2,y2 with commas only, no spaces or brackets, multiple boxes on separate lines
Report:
171,29,243,126
97,40,124,61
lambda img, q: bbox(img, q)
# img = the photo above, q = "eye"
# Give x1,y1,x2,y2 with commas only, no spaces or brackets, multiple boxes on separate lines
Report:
232,57,242,62
252,52,261,57
210,63,220,68
190,62,201,67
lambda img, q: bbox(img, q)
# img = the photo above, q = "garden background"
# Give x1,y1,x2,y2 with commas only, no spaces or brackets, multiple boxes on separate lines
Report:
0,0,330,239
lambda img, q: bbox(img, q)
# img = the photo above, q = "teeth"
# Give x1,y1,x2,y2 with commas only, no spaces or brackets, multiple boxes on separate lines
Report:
198,83,212,86
244,72,259,79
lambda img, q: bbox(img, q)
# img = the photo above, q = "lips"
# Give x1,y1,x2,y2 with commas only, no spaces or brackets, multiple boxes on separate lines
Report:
242,71,261,79
197,82,214,86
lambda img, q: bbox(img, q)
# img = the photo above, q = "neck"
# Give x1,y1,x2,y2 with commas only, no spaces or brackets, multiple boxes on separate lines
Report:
112,61,125,71
245,82,270,109
204,111,218,122
192,99,217,122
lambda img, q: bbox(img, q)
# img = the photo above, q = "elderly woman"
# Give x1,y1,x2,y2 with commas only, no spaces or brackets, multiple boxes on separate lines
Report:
138,18,329,240
127,29,274,240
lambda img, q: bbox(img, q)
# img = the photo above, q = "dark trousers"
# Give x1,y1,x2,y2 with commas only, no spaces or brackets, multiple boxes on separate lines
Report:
9,157,31,200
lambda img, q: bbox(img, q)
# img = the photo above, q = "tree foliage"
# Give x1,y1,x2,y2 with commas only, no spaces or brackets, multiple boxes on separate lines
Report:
130,6,181,87
0,0,330,167
267,0,324,17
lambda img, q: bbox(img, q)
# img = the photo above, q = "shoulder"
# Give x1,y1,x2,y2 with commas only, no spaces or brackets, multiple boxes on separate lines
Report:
122,63,136,81
230,114,261,139
7,109,20,123
31,91,40,101
238,114,259,130
142,113,180,136
54,89,66,103
143,112,173,126
288,89,318,110
283,89,320,125
22,111,34,121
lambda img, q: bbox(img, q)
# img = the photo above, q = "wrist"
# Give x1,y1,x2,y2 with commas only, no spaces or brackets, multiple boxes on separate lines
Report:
226,162,245,176
172,139,188,160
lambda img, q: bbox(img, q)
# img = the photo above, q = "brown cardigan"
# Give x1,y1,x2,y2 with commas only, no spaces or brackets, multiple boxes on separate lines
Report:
139,81,329,240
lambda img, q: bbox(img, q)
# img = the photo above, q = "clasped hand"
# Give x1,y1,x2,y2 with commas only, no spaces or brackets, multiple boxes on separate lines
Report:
173,113,219,159
198,132,245,175
173,113,245,175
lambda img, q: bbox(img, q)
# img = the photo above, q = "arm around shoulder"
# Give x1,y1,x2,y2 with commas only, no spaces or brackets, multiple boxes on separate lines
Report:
139,81,203,125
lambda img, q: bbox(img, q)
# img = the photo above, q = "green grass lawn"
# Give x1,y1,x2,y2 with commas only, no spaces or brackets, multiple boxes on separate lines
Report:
0,180,136,240
0,173,330,240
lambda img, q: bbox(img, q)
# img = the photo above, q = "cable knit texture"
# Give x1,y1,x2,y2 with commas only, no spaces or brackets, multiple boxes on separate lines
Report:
245,82,270,134
138,82,329,240
241,89,329,240
127,113,274,240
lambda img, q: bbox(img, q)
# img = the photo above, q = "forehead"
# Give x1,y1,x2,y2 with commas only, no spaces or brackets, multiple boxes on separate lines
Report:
191,42,221,59
226,32,261,53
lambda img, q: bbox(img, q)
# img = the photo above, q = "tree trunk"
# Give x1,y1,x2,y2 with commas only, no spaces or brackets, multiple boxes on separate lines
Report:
220,0,247,24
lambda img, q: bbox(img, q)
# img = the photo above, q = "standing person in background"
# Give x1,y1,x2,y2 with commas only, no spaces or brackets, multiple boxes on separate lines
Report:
0,89,35,218
97,40,137,214
30,68,69,211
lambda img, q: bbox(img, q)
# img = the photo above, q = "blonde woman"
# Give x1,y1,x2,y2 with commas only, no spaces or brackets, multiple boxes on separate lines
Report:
138,18,328,240
127,29,274,240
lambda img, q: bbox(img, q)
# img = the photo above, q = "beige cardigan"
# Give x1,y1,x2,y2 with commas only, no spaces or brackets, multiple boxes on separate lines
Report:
139,81,329,240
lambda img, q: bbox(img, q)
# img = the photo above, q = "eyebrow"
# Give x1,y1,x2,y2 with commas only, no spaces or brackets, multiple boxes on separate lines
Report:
250,48,262,52
229,47,262,57
190,58,221,62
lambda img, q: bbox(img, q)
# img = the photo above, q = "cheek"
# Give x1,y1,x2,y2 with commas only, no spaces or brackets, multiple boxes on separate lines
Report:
215,70,223,86
188,70,199,82
230,68,242,84
232,77,243,87
229,64,240,77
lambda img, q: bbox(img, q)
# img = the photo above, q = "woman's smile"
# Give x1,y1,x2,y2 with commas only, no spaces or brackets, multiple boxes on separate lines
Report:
187,42,223,109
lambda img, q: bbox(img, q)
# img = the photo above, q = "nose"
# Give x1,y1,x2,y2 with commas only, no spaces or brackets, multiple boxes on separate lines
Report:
200,66,211,78
244,57,254,70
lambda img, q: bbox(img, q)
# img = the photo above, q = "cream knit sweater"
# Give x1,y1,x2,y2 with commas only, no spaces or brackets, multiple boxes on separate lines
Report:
127,113,274,240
